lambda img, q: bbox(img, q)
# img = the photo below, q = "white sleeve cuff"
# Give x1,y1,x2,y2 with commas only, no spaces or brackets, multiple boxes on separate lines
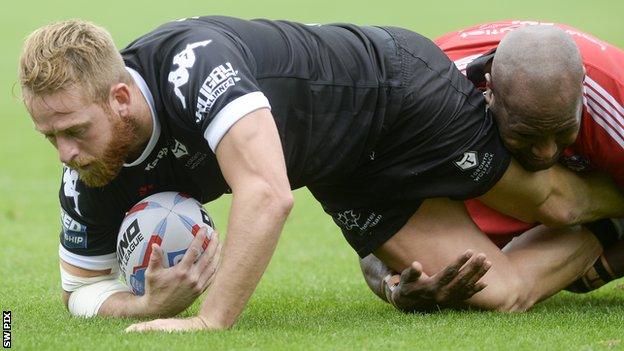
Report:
59,244,118,271
203,91,271,151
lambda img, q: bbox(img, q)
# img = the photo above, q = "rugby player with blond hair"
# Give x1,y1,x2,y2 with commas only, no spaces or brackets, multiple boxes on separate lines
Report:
19,17,624,331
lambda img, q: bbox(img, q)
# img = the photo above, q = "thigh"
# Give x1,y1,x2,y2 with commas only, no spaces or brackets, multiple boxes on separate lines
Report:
373,197,527,310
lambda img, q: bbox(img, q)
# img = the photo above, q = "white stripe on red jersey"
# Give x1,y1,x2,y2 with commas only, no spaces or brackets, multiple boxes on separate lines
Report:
435,20,624,239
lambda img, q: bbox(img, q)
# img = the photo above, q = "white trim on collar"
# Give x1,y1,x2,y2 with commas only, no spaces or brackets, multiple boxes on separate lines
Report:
123,67,161,167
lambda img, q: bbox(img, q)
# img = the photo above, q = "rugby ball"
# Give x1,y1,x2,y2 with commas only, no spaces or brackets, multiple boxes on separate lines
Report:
116,192,215,295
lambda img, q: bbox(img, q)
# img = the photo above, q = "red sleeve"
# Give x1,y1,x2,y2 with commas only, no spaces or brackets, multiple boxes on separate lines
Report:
566,25,624,187
441,21,624,243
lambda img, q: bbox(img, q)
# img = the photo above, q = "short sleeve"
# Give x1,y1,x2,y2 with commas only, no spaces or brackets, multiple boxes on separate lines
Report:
162,29,271,151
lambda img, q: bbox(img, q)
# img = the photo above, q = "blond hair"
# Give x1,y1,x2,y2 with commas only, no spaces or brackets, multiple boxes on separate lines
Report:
19,19,130,103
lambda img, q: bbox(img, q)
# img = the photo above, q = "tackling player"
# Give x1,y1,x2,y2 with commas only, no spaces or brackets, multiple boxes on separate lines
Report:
18,17,624,331
362,21,624,311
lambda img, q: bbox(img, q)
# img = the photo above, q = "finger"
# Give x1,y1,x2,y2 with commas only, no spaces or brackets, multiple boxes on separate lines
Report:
471,281,488,295
202,227,219,252
447,254,492,300
443,254,486,296
125,319,169,333
435,250,474,286
451,253,488,288
461,257,491,288
197,257,219,291
192,232,219,275
146,244,164,272
400,261,424,283
125,321,150,333
458,281,489,301
179,228,206,269
199,242,222,286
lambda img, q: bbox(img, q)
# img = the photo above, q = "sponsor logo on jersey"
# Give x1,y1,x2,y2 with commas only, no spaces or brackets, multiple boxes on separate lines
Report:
195,62,241,122
60,209,87,249
469,152,494,182
171,139,189,158
455,151,479,171
184,152,208,170
336,210,382,233
117,218,145,269
63,167,82,215
168,40,213,109
560,154,590,172
457,21,607,51
145,147,169,171
337,210,361,230
458,21,554,39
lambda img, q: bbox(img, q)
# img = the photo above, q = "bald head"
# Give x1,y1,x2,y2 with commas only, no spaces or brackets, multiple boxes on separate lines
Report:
491,25,584,128
488,25,585,171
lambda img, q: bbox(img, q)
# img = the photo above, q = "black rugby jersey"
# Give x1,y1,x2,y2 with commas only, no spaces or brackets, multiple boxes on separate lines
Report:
59,17,498,269
59,16,407,269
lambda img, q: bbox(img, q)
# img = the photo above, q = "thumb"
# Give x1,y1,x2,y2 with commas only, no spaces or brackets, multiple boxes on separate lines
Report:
400,261,423,283
147,244,163,271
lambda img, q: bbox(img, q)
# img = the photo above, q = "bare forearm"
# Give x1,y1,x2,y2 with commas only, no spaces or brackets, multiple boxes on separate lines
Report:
541,170,624,225
198,186,292,328
97,291,155,318
480,161,624,227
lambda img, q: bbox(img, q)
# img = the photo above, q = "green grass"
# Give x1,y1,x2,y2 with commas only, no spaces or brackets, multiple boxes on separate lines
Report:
2,0,624,349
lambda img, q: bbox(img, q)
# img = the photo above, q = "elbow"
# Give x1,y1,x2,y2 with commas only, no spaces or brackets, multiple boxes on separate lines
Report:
266,187,294,220
536,201,581,227
277,191,294,218
255,181,294,219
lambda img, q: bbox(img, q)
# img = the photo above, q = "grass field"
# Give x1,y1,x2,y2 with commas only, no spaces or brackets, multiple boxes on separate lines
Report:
2,0,624,349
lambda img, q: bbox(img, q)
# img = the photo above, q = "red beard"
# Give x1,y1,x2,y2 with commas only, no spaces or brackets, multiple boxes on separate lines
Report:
68,114,137,187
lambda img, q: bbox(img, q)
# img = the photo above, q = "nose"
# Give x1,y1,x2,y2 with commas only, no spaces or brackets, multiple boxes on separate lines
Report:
531,139,558,160
56,136,80,164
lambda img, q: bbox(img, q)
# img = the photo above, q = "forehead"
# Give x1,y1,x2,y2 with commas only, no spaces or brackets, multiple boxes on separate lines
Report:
500,99,582,136
27,87,92,130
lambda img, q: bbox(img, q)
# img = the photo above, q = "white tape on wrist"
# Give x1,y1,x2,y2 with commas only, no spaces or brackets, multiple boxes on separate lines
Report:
61,265,130,317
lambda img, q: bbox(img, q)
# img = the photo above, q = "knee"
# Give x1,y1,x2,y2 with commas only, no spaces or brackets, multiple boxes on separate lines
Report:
492,276,536,312
473,274,536,312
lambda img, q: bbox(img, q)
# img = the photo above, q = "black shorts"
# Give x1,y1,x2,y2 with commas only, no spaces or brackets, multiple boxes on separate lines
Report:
308,27,511,257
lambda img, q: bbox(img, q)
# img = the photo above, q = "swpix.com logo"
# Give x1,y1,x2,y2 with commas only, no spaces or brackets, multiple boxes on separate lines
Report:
3,310,10,348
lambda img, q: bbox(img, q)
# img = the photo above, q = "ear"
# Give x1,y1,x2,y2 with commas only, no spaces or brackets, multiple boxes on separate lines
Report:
484,73,494,105
109,83,131,117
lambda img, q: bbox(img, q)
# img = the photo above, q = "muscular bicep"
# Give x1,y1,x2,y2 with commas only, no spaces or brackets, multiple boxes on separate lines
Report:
477,158,623,226
215,108,290,195
477,159,551,223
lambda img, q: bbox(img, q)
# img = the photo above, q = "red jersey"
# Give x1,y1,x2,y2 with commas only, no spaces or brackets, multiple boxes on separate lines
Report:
434,20,624,244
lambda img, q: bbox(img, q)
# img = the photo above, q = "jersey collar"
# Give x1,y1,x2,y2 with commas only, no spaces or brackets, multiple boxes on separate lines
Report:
123,67,161,167
465,48,497,89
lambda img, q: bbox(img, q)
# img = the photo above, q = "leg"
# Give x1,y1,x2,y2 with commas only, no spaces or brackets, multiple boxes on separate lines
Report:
374,198,601,311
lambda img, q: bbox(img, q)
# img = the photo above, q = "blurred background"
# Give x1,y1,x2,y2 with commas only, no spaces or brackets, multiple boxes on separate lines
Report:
1,0,623,349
